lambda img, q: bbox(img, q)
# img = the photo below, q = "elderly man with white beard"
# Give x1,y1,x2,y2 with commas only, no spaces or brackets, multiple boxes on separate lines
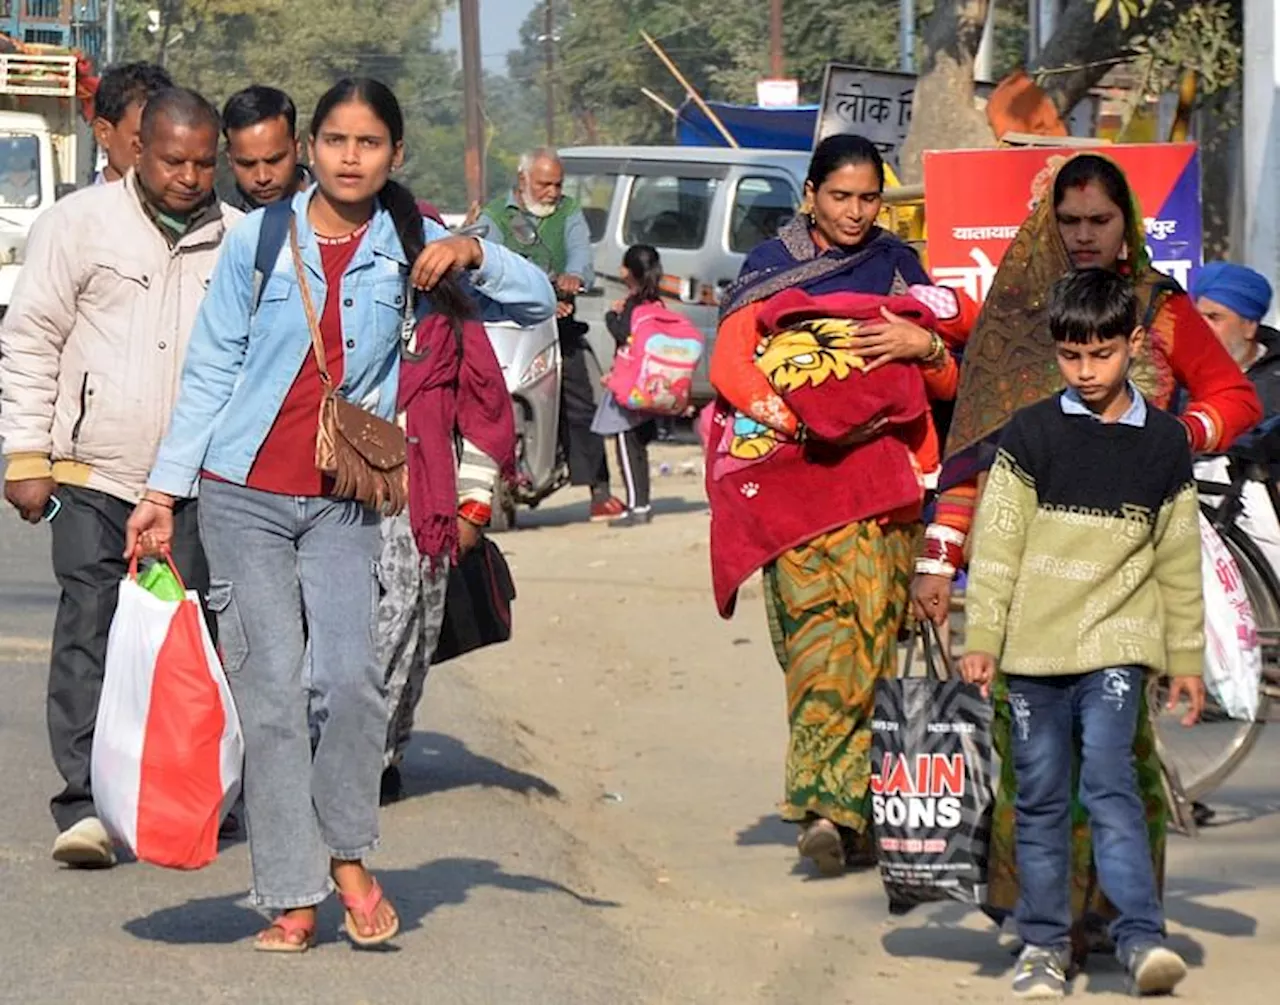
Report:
477,148,623,521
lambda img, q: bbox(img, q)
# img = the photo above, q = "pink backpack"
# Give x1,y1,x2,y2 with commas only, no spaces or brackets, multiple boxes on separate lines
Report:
606,302,705,416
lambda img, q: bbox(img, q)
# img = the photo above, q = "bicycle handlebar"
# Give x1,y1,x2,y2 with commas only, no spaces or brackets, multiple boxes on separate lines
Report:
1201,414,1280,467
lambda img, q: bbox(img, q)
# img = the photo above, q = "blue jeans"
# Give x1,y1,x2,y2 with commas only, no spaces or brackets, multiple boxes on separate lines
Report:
199,479,384,910
1006,667,1165,957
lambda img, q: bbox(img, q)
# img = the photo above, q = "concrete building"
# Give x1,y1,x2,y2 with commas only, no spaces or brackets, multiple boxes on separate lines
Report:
0,0,103,60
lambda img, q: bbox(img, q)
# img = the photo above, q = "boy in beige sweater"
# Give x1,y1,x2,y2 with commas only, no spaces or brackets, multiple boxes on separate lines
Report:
961,269,1205,999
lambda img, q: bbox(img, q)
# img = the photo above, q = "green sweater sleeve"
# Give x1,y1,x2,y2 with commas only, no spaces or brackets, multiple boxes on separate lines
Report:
1152,480,1205,676
964,440,1039,658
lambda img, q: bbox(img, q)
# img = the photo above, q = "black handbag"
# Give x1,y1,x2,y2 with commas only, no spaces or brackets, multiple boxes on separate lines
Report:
423,302,517,665
431,537,516,664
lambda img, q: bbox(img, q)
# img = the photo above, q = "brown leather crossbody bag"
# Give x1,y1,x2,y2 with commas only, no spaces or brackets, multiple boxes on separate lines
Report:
289,221,408,515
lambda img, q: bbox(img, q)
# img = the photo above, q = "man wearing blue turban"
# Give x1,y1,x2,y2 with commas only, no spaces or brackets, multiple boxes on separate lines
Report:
1192,262,1274,404
1192,262,1279,414
1193,262,1280,657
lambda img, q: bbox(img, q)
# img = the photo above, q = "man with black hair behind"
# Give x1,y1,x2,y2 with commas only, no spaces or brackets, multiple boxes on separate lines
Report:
0,87,241,868
91,61,173,183
220,84,311,211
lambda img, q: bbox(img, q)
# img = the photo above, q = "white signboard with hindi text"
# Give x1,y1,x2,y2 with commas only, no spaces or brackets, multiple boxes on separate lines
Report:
814,65,935,172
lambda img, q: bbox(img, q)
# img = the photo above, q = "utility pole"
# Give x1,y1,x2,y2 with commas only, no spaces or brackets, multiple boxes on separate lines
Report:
105,0,116,63
974,0,996,83
544,0,555,146
899,0,915,74
769,0,783,78
1029,0,1060,62
460,0,485,207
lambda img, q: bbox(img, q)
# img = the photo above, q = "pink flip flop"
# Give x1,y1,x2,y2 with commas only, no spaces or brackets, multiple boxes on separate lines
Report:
339,876,400,948
253,911,316,954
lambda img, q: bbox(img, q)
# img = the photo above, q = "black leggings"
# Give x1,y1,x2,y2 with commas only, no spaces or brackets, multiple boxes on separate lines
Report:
559,322,610,495
614,421,656,510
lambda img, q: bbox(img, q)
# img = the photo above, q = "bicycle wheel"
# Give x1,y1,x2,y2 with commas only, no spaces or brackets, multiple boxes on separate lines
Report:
1152,514,1274,803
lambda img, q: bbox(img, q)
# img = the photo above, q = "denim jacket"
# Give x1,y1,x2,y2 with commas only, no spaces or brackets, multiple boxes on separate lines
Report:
148,186,555,498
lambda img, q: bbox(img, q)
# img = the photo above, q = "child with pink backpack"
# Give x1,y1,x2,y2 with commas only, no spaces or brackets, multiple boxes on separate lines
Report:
592,244,705,527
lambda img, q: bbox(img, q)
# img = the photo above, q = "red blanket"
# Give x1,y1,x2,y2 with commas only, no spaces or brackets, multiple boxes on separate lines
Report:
706,290,938,617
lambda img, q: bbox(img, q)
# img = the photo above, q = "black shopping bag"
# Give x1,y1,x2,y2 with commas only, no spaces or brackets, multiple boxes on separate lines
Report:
871,621,994,914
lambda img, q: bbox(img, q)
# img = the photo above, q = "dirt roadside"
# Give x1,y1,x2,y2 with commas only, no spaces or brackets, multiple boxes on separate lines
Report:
444,443,1279,1004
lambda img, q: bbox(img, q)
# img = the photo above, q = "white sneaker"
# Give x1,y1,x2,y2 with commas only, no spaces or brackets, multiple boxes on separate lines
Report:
51,816,116,868
1126,944,1188,996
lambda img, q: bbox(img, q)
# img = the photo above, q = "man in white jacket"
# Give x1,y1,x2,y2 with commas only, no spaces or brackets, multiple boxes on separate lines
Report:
0,88,240,867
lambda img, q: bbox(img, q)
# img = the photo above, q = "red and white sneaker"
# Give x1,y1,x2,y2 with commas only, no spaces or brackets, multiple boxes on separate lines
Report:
589,496,626,522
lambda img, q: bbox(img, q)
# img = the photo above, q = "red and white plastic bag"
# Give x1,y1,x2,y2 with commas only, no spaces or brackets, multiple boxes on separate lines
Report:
91,559,243,869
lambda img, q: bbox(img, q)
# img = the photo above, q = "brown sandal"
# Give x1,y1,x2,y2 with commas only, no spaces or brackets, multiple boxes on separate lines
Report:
339,876,399,948
797,818,845,877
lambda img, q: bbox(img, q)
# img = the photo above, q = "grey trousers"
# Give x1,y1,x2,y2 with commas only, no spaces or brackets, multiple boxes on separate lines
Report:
376,510,450,768
198,479,384,910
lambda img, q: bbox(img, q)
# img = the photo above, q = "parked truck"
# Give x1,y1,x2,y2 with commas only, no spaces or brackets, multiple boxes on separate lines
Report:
0,45,95,313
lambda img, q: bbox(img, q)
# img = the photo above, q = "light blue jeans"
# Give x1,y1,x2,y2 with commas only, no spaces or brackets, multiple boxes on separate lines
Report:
199,478,385,910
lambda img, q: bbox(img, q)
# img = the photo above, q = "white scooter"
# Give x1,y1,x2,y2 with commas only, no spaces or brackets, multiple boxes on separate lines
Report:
458,221,607,530
484,302,607,531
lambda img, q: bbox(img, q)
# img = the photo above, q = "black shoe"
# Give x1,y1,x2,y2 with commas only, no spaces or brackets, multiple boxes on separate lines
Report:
380,765,404,806
610,508,653,528
218,810,241,840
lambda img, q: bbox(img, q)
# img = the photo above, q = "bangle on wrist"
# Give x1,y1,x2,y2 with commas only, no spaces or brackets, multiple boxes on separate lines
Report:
143,495,174,510
919,525,964,577
458,500,491,527
915,556,957,579
921,332,948,368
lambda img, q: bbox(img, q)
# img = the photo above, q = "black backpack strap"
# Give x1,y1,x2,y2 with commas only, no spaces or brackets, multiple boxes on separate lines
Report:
251,199,294,313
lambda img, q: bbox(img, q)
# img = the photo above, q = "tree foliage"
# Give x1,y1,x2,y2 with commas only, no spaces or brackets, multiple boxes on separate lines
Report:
1093,0,1155,31
900,0,1244,181
112,0,447,113
107,0,520,208
503,0,903,148
495,0,1032,152
1120,0,1242,99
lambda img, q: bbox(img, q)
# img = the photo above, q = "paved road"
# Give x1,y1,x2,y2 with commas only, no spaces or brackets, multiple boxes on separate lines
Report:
2,470,1278,1004
0,506,658,1005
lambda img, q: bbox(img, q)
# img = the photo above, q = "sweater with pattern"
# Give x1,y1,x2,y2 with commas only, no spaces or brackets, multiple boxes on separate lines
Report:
964,394,1204,677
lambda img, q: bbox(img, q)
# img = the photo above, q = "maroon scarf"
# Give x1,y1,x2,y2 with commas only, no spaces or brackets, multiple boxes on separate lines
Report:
398,314,516,564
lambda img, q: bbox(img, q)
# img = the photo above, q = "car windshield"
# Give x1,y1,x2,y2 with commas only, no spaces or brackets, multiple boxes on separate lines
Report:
0,134,41,209
623,174,718,250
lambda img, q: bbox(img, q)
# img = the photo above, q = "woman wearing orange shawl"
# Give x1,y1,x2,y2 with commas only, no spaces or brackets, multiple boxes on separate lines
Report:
912,153,1261,961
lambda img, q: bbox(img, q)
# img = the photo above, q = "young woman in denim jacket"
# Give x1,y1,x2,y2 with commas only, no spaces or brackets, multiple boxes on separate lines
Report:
125,79,553,952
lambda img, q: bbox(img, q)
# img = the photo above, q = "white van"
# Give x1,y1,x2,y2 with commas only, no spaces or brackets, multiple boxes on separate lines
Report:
559,145,811,401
